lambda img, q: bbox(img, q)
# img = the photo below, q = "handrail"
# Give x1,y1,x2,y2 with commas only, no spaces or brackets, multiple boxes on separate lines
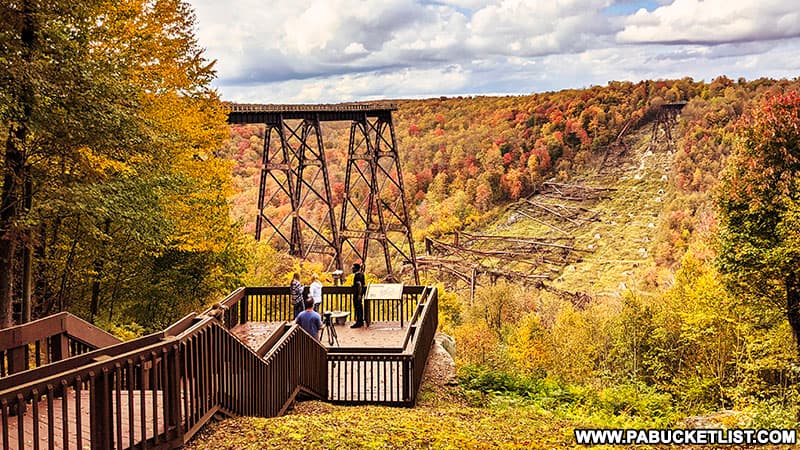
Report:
164,312,200,336
410,287,438,402
0,284,437,448
0,332,166,391
217,287,247,310
0,336,178,397
399,286,431,350
0,294,329,449
0,312,123,377
410,289,438,357
0,312,121,352
255,323,292,357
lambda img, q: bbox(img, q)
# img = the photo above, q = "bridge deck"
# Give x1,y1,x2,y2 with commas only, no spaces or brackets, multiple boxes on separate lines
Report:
227,102,397,113
227,102,397,123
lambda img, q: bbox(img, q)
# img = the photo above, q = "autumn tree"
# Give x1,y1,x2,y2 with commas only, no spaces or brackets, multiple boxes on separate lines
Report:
717,91,800,356
0,0,235,328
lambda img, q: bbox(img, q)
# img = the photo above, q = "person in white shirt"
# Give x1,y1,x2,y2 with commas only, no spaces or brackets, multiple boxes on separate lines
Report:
309,273,323,313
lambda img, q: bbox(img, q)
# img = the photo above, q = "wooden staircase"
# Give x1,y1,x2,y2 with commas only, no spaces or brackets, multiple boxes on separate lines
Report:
0,285,438,449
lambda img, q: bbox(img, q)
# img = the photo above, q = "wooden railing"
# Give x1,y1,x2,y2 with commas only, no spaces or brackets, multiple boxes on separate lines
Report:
0,312,122,377
0,305,327,449
223,286,423,326
326,286,438,406
0,284,438,448
218,285,438,406
408,287,439,401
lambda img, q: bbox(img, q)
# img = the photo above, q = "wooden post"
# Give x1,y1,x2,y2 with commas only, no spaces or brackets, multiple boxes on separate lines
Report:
239,295,248,325
50,333,70,361
166,345,183,442
7,345,28,375
400,297,404,328
402,358,412,404
90,369,114,450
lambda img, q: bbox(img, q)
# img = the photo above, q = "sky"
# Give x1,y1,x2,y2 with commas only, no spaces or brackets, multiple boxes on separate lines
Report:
187,0,800,103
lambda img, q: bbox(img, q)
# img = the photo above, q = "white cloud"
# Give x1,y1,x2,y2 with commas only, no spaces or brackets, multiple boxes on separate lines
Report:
220,66,471,103
344,42,369,55
187,0,800,103
430,0,485,9
618,0,800,44
467,0,616,56
192,0,617,84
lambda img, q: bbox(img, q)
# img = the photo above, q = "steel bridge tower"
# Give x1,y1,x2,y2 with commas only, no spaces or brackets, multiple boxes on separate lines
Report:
228,103,419,283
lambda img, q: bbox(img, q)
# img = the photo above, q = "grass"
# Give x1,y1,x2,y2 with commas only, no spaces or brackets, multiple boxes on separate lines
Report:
186,384,590,449
185,376,686,450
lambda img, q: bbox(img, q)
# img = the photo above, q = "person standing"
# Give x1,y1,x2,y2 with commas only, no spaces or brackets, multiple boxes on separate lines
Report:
309,273,323,313
295,297,322,340
290,272,304,319
350,263,365,328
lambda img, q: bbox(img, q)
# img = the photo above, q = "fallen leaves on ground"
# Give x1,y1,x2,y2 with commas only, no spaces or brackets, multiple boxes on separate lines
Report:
185,398,580,449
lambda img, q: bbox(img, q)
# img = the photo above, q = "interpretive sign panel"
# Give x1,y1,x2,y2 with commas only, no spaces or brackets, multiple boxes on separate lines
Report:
365,283,404,300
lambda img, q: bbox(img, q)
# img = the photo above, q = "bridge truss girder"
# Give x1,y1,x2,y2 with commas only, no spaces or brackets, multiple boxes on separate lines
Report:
340,114,419,283
255,116,341,271
233,104,418,282
650,105,681,151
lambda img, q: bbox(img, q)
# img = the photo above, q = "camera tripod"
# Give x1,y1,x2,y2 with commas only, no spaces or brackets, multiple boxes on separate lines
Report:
322,312,339,346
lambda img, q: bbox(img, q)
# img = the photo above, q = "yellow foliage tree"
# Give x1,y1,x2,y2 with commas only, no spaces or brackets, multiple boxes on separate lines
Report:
505,312,547,376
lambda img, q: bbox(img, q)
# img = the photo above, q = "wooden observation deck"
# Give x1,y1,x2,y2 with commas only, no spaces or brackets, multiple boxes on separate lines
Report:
0,285,438,449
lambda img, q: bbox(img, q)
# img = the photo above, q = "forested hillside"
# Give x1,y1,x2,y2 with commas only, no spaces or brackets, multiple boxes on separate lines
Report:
224,77,796,250
219,77,800,427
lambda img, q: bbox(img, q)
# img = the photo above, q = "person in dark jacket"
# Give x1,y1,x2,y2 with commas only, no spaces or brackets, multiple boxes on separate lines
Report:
350,263,365,328
290,272,304,319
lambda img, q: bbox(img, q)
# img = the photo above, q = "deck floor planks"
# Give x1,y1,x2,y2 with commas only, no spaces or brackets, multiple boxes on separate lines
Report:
6,389,166,450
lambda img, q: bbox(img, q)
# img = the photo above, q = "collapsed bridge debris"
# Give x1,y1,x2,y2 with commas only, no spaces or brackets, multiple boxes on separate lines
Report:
416,231,591,308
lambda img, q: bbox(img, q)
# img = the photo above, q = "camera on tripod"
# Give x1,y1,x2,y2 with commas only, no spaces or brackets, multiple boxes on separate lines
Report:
322,311,338,346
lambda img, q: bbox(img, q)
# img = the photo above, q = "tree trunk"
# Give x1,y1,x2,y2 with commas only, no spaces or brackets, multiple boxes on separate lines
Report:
90,220,111,324
0,0,37,328
0,122,26,329
56,221,81,312
786,271,800,359
21,175,32,323
0,233,17,329
35,223,49,315
89,256,102,324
